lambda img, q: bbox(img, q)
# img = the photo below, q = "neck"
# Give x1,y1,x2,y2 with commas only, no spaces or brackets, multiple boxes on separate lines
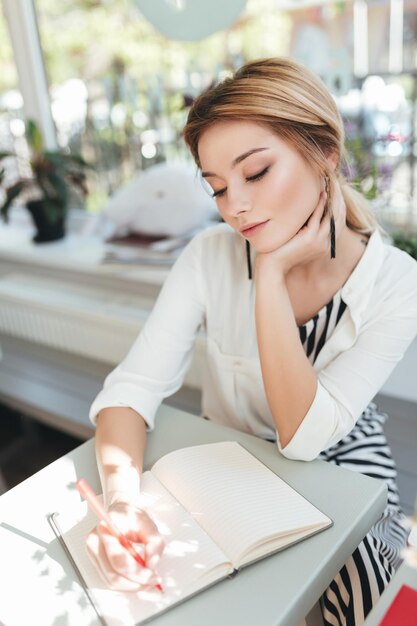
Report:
287,226,367,285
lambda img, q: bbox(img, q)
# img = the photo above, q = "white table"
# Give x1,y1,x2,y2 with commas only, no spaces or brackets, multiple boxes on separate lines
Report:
0,405,387,626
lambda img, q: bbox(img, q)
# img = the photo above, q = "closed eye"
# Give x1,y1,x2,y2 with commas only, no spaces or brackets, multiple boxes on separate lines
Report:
211,166,270,198
212,186,227,198
246,166,269,182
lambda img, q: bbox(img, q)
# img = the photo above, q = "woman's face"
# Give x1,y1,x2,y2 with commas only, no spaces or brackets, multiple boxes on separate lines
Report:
198,120,323,253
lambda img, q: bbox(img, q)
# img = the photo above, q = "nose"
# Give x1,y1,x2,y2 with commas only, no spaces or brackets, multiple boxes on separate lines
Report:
224,187,251,217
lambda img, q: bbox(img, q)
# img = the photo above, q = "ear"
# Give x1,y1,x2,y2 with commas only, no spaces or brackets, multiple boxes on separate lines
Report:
326,150,339,172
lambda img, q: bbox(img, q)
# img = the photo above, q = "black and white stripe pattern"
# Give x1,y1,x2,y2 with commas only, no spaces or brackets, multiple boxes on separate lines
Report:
297,291,409,626
298,289,347,361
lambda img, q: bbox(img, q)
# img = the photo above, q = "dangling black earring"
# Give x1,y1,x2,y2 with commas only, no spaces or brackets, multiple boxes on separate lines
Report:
325,174,336,259
246,239,252,279
330,215,336,259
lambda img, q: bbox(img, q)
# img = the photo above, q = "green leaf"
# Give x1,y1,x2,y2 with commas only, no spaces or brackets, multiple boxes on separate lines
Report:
51,174,68,204
61,153,93,169
0,180,29,222
25,119,44,154
44,151,93,171
41,152,67,166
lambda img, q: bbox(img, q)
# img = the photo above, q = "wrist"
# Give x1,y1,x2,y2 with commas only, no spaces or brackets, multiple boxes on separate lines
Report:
255,259,286,288
107,498,144,515
103,465,142,509
106,490,142,509
255,253,287,282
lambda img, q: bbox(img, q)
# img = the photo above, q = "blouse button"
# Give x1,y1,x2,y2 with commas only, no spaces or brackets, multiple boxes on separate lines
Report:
233,359,242,367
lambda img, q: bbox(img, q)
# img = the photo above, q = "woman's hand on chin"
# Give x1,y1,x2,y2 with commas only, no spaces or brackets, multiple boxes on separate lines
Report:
255,181,346,279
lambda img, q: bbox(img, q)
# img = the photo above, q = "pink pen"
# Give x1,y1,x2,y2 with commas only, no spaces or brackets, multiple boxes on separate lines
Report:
76,478,163,592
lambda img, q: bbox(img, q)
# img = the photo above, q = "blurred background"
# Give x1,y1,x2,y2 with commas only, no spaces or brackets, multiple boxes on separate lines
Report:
1,0,417,229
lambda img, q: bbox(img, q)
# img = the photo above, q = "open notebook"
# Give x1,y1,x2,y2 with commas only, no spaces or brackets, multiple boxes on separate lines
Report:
49,441,332,626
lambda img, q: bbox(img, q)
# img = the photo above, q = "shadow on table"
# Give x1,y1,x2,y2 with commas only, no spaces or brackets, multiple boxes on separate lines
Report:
0,521,118,626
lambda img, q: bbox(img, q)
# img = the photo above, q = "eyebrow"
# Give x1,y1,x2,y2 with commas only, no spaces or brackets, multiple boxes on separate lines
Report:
201,147,270,178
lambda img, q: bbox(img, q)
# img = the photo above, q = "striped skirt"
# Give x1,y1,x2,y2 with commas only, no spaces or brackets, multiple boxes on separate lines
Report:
318,401,409,626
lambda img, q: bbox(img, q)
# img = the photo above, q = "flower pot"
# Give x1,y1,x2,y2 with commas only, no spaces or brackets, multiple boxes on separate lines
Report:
26,200,66,243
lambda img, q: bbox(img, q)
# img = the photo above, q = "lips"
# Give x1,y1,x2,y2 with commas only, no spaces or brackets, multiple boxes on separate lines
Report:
240,220,269,234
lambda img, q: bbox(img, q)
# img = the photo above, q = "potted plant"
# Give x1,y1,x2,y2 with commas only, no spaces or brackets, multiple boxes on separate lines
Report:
0,119,91,243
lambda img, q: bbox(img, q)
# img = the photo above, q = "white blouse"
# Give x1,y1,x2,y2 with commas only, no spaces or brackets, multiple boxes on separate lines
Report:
89,223,417,461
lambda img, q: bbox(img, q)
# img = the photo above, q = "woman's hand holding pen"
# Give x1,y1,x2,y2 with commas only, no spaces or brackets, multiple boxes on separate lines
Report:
86,501,165,592
255,179,347,279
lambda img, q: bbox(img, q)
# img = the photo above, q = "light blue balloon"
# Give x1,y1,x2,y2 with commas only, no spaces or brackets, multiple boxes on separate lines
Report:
134,0,247,41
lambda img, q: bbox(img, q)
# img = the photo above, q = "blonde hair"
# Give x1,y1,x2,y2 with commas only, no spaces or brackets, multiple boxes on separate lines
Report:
183,57,381,236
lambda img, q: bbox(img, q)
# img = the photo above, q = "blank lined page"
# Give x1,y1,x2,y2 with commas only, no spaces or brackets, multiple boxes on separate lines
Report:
151,442,331,566
53,472,232,626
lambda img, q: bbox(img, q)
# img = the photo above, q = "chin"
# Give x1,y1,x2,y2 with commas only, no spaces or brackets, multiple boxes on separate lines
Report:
252,233,294,254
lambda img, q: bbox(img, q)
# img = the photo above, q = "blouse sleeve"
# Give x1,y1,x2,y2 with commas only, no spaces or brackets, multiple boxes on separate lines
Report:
278,264,417,461
89,234,205,429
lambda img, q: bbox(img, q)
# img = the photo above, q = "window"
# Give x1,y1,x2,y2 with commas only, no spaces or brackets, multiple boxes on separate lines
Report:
0,5,26,207
34,0,290,209
27,0,417,227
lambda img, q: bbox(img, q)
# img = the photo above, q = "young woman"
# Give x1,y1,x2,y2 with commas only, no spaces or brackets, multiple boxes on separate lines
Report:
86,57,417,625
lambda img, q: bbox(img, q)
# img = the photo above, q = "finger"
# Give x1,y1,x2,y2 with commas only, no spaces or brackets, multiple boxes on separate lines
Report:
323,186,345,239
308,191,327,230
86,529,142,591
312,195,332,250
331,182,346,226
107,505,149,537
300,192,324,233
144,534,165,570
106,505,165,577
97,523,159,586
108,504,160,545
319,210,337,257
119,510,161,545
336,194,347,227
111,507,165,570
